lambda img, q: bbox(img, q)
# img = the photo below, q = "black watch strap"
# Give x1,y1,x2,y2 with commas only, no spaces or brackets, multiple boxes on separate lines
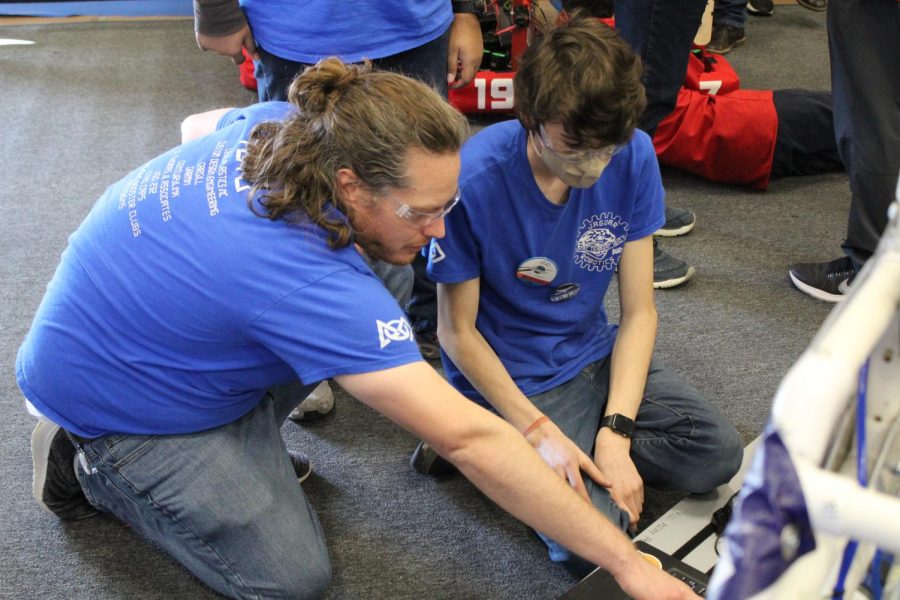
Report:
452,0,483,14
600,413,635,438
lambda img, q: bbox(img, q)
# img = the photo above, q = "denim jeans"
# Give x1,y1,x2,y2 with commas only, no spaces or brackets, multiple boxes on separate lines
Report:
254,28,450,102
75,383,331,599
616,0,709,136
528,355,742,563
713,0,747,29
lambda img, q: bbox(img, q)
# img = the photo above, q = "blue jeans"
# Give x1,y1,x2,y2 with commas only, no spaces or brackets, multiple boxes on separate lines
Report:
75,383,331,599
254,28,450,102
616,0,709,136
713,0,748,29
529,356,742,563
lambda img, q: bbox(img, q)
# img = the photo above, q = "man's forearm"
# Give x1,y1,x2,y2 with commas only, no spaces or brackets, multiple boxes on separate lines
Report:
446,414,638,573
193,0,246,36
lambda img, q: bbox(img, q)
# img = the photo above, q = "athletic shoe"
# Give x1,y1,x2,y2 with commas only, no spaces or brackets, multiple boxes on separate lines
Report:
288,450,313,483
796,0,826,11
31,420,97,520
414,330,441,360
788,256,856,302
288,381,335,422
654,205,696,237
747,0,774,15
706,25,746,55
410,441,457,476
653,239,696,289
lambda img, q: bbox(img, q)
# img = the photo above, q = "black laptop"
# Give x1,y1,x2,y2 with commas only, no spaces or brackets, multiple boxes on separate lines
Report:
559,541,711,599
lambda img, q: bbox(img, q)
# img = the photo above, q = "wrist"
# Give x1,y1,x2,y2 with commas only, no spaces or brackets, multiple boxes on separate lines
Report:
600,413,635,439
603,539,644,580
596,426,632,451
522,415,549,438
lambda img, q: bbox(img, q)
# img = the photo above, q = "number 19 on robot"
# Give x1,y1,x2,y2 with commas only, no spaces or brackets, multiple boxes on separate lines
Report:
474,77,514,111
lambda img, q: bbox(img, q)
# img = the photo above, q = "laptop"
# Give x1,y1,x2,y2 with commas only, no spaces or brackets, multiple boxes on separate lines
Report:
559,541,711,599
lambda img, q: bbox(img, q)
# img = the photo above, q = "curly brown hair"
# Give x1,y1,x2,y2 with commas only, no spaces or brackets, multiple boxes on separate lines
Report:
514,14,646,149
240,58,468,248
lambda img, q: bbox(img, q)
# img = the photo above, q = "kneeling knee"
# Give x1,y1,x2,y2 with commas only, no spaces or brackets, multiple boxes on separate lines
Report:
696,428,743,492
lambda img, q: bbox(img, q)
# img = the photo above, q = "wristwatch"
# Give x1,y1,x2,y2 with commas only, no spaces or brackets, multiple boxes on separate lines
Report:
600,413,635,438
452,0,483,14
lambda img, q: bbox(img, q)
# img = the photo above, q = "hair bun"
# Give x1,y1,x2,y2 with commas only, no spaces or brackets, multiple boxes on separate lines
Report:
288,57,371,115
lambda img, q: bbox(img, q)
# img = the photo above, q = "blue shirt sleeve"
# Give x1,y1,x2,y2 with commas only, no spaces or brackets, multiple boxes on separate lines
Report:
247,266,423,384
623,131,666,241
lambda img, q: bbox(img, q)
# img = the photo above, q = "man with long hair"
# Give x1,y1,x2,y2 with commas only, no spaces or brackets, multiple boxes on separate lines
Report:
21,60,699,599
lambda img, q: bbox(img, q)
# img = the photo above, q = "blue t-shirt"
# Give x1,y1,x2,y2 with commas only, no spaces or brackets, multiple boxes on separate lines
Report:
16,102,422,437
241,0,453,64
427,120,665,404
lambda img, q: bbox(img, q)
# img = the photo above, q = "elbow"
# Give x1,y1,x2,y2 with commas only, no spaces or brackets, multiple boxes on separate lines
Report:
180,115,202,144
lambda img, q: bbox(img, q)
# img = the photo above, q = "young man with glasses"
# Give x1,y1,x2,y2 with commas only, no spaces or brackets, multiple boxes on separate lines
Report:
21,59,700,599
428,17,742,567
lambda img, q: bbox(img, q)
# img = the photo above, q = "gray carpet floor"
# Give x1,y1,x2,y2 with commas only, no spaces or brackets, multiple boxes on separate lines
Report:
1,11,841,599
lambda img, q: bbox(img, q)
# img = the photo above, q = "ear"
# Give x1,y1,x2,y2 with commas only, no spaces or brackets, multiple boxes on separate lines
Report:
335,167,368,212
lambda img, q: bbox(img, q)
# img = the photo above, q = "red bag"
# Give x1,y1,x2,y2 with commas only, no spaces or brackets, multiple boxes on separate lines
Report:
239,48,257,91
653,49,778,190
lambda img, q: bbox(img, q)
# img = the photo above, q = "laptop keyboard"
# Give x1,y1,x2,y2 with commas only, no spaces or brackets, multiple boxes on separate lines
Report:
668,568,707,597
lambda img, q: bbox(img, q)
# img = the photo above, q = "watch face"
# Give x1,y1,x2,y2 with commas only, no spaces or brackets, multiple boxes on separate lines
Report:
604,414,635,437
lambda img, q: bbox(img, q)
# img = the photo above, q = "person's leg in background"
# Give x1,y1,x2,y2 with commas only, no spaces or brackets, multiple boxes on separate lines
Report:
253,44,306,102
789,0,900,302
770,89,843,178
615,0,708,288
70,386,332,599
706,0,747,55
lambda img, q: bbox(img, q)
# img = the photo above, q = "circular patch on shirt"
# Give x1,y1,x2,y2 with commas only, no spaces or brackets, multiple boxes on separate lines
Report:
549,283,580,303
516,257,558,286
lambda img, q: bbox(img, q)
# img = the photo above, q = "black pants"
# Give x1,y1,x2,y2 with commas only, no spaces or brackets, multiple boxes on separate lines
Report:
771,89,843,179
827,0,900,266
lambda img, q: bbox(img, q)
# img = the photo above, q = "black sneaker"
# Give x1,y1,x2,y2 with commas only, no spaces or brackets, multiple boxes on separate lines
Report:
288,449,313,483
747,0,774,15
410,441,457,476
31,420,97,520
706,25,746,55
796,0,826,11
655,206,696,237
788,256,856,302
654,239,695,289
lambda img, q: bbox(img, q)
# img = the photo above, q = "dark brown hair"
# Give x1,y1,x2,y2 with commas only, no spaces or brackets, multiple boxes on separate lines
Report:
514,14,646,149
240,58,468,248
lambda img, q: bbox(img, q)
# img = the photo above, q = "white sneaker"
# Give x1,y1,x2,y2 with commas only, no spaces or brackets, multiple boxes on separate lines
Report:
288,381,335,422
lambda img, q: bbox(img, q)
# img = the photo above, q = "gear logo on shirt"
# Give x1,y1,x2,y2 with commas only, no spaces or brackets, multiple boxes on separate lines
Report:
574,212,628,272
377,317,415,349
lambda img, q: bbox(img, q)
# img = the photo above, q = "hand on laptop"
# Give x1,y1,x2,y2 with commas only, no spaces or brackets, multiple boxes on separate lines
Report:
615,550,702,600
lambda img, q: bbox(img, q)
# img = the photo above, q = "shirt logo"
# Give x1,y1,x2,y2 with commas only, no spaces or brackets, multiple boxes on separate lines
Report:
430,241,446,264
574,212,628,272
377,317,414,349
